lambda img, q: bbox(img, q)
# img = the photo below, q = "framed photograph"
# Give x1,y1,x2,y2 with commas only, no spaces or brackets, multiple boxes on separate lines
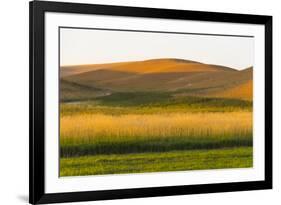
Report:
29,0,272,204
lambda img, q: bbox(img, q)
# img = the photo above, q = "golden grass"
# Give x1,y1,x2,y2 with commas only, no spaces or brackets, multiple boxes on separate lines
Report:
60,112,252,141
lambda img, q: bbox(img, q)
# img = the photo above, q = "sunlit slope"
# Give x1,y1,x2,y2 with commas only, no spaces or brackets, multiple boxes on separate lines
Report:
94,58,234,74
61,58,237,76
212,80,253,101
205,67,252,100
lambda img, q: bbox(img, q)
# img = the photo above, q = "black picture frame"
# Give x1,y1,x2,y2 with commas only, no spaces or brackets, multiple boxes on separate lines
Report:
29,1,272,204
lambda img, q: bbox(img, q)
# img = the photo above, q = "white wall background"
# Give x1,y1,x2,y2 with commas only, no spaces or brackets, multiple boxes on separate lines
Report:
0,0,279,204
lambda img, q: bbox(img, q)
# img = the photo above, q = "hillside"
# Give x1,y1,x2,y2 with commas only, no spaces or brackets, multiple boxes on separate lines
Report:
212,80,253,101
61,58,237,76
60,59,253,102
60,80,110,102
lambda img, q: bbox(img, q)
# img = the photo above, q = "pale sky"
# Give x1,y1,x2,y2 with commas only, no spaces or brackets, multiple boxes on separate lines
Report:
60,28,254,70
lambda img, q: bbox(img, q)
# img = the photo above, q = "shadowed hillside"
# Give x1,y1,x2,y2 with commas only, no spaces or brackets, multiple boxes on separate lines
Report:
60,80,110,102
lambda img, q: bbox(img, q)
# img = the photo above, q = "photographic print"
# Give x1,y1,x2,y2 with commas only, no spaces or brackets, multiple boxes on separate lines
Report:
59,27,254,177
30,1,272,203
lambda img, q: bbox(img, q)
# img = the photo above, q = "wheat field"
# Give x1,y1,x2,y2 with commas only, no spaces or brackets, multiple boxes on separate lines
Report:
61,112,252,140
60,111,252,157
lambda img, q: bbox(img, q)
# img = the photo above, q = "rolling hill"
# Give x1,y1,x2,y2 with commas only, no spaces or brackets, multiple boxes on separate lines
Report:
61,58,237,76
60,58,253,102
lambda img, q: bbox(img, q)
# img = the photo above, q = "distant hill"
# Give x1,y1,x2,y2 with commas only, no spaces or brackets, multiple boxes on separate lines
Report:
60,59,253,102
61,58,237,76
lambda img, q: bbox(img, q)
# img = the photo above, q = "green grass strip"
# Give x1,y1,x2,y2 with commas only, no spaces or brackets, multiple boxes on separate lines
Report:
60,147,253,176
